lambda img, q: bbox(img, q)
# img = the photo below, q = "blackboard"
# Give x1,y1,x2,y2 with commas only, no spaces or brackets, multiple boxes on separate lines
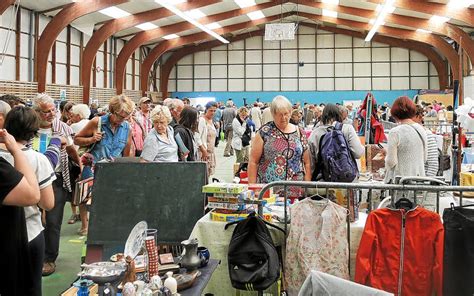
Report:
87,162,207,259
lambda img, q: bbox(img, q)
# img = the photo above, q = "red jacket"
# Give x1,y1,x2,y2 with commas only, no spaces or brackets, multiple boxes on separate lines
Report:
355,207,444,296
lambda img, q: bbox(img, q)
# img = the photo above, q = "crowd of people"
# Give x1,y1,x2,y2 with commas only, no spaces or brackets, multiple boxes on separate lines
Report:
0,91,455,295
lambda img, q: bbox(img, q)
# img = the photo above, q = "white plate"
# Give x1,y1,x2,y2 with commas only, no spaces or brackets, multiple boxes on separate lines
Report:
124,221,148,259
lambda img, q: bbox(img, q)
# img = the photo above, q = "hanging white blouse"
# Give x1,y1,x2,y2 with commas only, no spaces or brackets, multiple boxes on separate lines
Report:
285,198,349,295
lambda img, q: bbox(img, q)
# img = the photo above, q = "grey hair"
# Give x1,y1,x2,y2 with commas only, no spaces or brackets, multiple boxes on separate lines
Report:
33,93,54,110
164,98,184,111
270,95,292,115
226,100,234,107
0,100,11,117
339,106,349,114
151,105,172,124
71,104,91,120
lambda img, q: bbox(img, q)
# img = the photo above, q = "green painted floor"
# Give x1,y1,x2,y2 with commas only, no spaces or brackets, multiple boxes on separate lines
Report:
41,141,235,295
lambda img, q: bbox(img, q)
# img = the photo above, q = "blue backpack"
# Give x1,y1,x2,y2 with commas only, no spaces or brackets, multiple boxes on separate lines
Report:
315,122,359,182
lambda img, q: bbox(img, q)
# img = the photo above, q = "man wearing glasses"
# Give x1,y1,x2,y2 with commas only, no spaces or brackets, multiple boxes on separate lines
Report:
33,93,81,276
74,94,133,162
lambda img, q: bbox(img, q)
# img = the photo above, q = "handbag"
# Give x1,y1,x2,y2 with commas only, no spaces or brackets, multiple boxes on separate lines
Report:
78,117,102,156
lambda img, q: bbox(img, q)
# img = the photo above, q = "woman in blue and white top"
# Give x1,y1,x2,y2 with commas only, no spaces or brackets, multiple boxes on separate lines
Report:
141,105,179,163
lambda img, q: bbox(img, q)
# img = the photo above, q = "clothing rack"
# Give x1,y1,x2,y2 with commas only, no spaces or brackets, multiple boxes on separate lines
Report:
256,180,474,285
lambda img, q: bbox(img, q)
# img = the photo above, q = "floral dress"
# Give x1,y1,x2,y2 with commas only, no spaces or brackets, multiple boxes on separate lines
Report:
205,119,217,176
257,121,308,185
285,198,349,295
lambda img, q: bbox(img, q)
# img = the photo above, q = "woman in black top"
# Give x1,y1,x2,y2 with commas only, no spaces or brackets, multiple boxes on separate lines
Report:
174,106,199,161
0,128,40,295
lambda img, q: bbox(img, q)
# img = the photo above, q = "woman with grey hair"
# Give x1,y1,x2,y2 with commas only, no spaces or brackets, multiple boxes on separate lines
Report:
141,105,179,162
248,95,311,186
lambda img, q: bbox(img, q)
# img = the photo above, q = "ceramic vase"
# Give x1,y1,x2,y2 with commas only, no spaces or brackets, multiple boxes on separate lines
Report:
163,272,177,294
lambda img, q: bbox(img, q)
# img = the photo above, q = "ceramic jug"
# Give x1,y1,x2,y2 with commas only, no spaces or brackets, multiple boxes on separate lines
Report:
179,238,201,271
163,272,177,294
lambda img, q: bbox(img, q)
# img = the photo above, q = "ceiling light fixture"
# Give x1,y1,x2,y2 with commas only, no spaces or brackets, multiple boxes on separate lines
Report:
155,0,229,43
416,28,432,34
185,9,206,19
247,10,265,20
430,15,450,23
235,0,256,8
163,34,180,40
447,0,474,8
322,9,338,18
99,6,131,19
365,0,396,42
135,22,159,31
322,0,339,4
206,22,222,30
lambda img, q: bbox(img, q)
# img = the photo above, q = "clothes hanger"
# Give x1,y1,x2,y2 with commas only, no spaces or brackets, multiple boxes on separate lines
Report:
224,211,286,235
450,202,474,210
395,198,414,211
308,193,325,201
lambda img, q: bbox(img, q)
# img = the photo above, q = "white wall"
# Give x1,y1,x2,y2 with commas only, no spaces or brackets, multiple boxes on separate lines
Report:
168,26,440,92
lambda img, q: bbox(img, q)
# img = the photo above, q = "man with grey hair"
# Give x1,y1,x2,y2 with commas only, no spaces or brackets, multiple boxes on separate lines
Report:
340,106,353,125
33,93,81,276
164,98,184,128
222,99,237,157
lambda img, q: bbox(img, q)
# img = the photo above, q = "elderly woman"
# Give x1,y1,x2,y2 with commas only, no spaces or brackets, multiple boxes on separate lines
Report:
383,96,427,183
74,94,133,162
141,105,179,162
248,96,311,185
309,104,364,181
232,107,252,163
198,102,218,175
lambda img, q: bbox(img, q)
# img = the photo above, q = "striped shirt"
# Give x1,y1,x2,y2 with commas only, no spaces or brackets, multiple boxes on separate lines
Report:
52,119,74,192
135,111,153,135
425,130,439,177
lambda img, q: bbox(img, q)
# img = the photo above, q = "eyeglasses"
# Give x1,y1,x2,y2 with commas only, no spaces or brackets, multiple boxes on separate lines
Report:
114,111,131,120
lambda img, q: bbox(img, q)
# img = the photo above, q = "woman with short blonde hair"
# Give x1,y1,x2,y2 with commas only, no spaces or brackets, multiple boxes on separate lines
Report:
248,95,311,187
74,95,132,161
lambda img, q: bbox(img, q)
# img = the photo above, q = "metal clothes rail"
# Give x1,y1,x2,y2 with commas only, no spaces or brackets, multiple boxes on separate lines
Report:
256,180,474,278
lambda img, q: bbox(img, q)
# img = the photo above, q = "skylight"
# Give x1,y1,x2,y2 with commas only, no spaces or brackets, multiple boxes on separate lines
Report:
99,6,131,19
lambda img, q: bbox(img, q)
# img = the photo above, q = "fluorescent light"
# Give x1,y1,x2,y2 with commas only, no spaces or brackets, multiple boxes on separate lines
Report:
163,34,179,40
247,10,265,20
99,6,131,19
185,9,206,19
155,0,229,44
322,9,338,18
365,0,396,42
416,28,432,34
322,0,339,4
135,22,158,31
369,19,385,25
206,22,222,30
447,0,474,8
430,15,450,23
235,0,256,8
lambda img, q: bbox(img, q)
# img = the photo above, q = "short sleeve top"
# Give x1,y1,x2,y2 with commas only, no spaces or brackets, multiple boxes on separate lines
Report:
257,122,309,183
141,127,179,162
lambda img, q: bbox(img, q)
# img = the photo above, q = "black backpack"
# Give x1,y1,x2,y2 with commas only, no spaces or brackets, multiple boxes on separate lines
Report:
225,213,284,291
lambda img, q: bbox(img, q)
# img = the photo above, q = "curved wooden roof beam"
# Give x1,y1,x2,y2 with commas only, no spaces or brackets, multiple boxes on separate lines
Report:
368,0,474,27
0,0,15,15
114,1,281,97
36,0,128,93
81,0,219,103
159,30,265,97
136,13,287,96
299,12,460,83
298,0,474,68
159,23,448,97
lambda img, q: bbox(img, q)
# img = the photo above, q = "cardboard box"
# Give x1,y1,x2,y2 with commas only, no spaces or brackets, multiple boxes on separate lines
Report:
460,172,474,198
202,183,247,194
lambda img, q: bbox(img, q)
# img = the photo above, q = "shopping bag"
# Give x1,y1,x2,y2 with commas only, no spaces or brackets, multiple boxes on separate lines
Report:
220,130,225,141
